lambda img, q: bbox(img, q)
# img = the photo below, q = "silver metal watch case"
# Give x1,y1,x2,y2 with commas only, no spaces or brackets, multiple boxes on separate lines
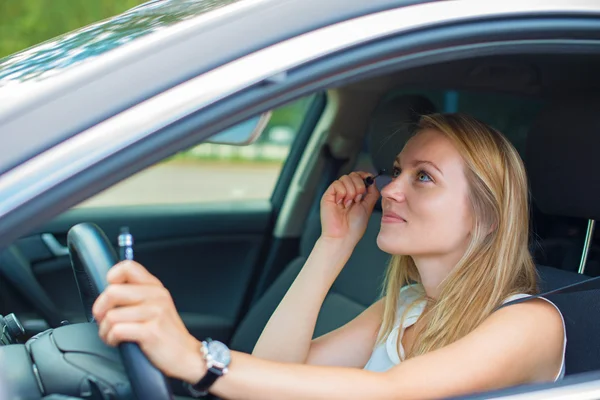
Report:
203,339,231,372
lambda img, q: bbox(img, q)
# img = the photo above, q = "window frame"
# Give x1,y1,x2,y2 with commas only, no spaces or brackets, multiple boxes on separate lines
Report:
270,93,327,213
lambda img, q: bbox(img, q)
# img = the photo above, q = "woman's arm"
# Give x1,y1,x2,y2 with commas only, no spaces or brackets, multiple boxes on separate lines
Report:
204,298,564,400
252,237,355,363
305,298,384,367
253,171,381,364
93,262,564,400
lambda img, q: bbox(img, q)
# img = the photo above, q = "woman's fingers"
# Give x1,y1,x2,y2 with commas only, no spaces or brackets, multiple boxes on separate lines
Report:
339,175,357,207
91,266,205,382
98,305,150,339
104,303,159,324
355,171,380,205
323,171,379,208
93,283,168,322
348,172,367,201
107,260,163,286
330,181,346,205
104,321,151,347
341,172,372,206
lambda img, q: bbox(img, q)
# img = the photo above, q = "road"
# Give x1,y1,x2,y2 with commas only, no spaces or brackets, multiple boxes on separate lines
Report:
78,161,282,207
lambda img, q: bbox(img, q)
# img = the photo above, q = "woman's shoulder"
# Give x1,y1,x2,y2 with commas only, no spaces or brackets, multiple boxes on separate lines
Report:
494,295,565,355
492,294,565,379
501,293,563,315
500,295,564,322
499,294,565,328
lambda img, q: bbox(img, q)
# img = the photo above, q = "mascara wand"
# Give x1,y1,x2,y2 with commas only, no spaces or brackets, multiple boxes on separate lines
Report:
364,169,386,187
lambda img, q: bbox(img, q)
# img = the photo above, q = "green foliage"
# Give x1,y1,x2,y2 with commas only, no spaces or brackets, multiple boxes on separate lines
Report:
269,96,312,129
0,0,146,58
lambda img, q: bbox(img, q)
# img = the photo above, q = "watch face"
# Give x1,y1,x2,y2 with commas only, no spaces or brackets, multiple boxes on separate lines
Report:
208,340,231,368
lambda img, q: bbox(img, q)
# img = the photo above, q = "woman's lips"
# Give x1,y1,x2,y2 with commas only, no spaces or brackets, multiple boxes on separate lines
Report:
382,211,407,223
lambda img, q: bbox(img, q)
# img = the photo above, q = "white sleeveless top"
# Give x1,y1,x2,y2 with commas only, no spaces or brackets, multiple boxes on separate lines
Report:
363,284,566,381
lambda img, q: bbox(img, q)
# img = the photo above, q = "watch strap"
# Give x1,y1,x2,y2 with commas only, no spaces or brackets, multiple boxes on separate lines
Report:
185,366,224,397
185,338,231,398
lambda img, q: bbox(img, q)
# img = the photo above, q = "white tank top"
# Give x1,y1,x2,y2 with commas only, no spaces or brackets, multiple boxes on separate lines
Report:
363,284,567,381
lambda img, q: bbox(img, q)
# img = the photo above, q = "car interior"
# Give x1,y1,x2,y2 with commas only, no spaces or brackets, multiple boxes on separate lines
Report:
233,54,600,369
4,48,600,398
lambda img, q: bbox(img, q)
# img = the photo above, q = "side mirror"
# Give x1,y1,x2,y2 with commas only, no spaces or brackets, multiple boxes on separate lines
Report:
206,112,271,145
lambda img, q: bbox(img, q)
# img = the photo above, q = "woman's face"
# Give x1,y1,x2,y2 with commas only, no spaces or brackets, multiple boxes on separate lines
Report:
377,129,473,258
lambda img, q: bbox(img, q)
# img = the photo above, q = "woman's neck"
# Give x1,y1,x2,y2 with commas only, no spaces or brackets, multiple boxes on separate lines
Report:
411,251,465,299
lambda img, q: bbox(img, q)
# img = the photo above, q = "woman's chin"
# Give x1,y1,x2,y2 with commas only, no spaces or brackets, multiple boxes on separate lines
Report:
376,232,408,255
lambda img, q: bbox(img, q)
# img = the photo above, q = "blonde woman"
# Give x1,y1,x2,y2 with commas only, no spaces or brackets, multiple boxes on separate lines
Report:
92,113,566,399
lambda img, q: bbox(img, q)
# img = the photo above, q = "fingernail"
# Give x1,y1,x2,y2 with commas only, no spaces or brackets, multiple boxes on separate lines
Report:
355,194,362,203
337,198,343,205
344,199,353,208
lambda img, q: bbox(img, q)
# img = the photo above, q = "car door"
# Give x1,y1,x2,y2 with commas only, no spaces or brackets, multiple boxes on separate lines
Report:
0,94,325,343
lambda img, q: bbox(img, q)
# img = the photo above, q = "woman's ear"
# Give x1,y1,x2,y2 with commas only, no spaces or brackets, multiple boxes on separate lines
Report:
471,219,495,239
486,221,498,236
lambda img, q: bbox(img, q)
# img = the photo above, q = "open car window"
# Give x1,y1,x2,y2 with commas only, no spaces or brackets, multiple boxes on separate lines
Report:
76,95,316,208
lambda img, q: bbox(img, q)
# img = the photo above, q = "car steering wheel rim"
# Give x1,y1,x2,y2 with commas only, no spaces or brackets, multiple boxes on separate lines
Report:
67,222,173,400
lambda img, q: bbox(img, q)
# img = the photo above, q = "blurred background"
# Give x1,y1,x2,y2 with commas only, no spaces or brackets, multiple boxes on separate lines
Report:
0,0,313,206
0,1,145,58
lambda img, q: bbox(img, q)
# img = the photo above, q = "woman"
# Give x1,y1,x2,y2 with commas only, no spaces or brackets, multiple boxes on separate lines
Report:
92,113,566,399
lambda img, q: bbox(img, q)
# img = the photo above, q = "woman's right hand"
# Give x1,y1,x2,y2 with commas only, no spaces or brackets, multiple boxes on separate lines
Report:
320,171,380,246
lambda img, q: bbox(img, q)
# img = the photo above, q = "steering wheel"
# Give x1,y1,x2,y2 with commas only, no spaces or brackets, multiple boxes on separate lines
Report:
67,222,173,400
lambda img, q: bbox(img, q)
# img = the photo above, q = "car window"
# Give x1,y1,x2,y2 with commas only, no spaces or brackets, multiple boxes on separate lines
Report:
359,89,590,274
76,95,315,208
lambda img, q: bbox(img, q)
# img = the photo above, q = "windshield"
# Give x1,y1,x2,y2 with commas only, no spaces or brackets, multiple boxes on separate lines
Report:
0,0,240,86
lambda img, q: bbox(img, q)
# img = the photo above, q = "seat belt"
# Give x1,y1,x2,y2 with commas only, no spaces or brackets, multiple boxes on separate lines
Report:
498,274,600,310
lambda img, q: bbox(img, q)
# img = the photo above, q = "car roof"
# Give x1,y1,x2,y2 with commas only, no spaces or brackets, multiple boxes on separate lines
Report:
0,0,425,176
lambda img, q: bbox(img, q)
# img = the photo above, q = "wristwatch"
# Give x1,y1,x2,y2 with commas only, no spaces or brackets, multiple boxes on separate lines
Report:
184,338,231,397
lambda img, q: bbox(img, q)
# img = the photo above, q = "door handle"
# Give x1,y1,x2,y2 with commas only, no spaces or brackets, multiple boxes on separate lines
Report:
41,233,69,257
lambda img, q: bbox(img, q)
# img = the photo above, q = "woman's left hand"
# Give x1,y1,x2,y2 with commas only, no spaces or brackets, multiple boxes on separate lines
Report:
92,260,206,384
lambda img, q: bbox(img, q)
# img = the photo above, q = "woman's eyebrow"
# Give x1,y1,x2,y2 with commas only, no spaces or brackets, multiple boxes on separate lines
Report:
413,160,443,175
394,156,443,176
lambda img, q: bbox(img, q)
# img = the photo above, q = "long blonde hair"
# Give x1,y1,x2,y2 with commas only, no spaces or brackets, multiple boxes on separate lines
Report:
377,113,538,359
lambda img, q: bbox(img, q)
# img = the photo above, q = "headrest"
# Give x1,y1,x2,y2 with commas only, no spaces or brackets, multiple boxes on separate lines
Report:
526,96,600,220
367,95,437,174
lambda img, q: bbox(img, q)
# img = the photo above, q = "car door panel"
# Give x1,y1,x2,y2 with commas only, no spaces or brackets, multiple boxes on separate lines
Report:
0,200,272,343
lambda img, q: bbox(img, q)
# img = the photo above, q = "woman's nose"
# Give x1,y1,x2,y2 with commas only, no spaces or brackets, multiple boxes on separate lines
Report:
380,175,407,202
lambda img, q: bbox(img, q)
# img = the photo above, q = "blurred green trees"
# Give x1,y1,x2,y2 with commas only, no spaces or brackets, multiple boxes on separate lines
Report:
0,0,145,58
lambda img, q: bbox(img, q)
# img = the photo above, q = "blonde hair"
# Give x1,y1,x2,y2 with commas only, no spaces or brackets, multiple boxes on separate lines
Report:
377,113,538,359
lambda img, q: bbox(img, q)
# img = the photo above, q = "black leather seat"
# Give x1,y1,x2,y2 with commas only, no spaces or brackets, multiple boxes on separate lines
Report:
525,96,600,375
230,95,589,365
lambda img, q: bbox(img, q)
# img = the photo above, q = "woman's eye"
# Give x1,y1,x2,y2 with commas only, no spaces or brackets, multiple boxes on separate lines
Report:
392,167,401,178
416,171,432,182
